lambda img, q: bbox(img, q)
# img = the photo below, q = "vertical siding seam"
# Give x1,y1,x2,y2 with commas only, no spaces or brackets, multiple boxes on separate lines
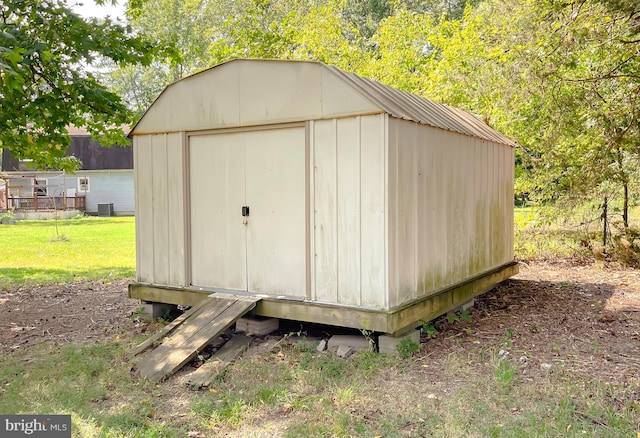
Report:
236,62,242,126
150,136,156,281
162,134,170,284
413,122,419,301
243,133,249,291
309,121,316,301
383,113,389,310
183,132,191,287
305,121,313,301
333,118,339,304
511,147,515,260
356,116,362,307
133,138,140,281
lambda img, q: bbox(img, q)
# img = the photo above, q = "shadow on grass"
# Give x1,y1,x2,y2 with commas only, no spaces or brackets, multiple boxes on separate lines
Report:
0,342,185,437
0,267,135,289
13,217,134,228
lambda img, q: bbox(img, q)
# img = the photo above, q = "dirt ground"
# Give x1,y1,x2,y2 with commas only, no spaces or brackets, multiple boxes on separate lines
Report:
0,279,140,351
1,262,639,384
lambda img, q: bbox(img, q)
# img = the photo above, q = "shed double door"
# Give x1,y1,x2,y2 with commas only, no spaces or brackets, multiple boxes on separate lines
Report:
189,127,306,297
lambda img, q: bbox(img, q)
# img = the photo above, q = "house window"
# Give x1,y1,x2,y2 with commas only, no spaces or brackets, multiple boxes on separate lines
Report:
78,177,90,193
33,178,48,197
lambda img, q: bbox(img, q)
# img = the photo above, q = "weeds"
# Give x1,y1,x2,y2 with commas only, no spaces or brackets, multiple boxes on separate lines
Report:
397,338,420,358
422,321,437,339
493,356,517,389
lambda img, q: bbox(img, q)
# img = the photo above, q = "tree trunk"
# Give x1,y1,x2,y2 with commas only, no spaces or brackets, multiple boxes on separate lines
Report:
603,196,608,251
623,181,629,229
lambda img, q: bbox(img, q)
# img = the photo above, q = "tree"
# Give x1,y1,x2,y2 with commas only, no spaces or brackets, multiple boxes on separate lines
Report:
0,0,155,170
402,0,639,227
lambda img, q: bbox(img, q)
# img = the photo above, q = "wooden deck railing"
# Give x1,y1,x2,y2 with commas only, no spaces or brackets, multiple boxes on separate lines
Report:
6,196,86,212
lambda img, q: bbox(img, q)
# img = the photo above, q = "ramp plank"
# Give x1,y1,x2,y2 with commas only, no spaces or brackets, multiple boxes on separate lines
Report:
128,299,209,360
137,294,259,381
186,334,253,389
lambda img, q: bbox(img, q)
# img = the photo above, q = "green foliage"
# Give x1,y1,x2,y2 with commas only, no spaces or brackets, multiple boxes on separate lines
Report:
0,0,156,170
1,331,637,436
493,356,516,389
396,338,420,358
515,205,640,263
460,310,472,323
422,321,438,339
503,328,515,347
130,306,146,322
0,342,184,437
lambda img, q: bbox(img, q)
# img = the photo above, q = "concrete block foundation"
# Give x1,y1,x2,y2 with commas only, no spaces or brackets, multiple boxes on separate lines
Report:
140,302,177,321
236,316,279,336
327,335,371,353
378,330,421,356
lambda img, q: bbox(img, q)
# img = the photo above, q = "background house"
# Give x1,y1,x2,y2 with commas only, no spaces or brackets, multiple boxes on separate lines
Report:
1,126,134,216
128,59,517,337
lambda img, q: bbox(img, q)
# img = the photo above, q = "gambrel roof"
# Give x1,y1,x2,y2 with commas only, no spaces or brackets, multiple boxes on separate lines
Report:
132,58,515,147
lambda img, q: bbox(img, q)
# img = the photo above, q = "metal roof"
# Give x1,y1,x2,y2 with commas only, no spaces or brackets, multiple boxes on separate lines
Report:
327,66,516,147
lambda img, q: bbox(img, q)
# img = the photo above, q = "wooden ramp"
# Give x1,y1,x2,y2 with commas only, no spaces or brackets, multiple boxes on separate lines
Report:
186,334,253,389
134,293,260,382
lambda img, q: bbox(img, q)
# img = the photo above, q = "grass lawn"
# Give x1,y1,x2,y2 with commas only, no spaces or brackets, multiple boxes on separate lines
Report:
0,216,638,437
0,329,637,437
514,205,640,261
0,216,135,290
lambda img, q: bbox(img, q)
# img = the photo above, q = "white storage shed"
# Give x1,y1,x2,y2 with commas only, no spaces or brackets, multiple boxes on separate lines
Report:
129,59,518,335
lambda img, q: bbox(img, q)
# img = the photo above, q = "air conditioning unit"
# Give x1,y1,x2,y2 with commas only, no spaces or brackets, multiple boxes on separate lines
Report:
97,203,114,217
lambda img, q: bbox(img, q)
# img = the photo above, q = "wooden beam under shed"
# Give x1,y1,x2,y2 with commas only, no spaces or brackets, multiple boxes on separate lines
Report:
129,261,519,336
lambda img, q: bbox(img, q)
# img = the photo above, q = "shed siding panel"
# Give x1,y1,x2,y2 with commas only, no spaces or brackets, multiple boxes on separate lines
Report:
507,147,515,261
135,63,241,134
490,141,499,267
431,130,448,290
151,135,170,285
313,119,338,303
387,122,398,306
388,121,419,308
312,115,386,309
388,119,514,306
134,61,379,135
135,135,154,283
239,62,321,126
321,69,384,118
359,115,386,308
416,125,435,295
477,141,490,274
336,117,361,306
166,133,186,286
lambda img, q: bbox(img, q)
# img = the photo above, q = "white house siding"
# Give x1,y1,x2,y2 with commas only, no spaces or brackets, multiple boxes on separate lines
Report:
4,171,134,214
387,119,514,309
77,171,134,214
134,133,186,286
311,114,388,309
